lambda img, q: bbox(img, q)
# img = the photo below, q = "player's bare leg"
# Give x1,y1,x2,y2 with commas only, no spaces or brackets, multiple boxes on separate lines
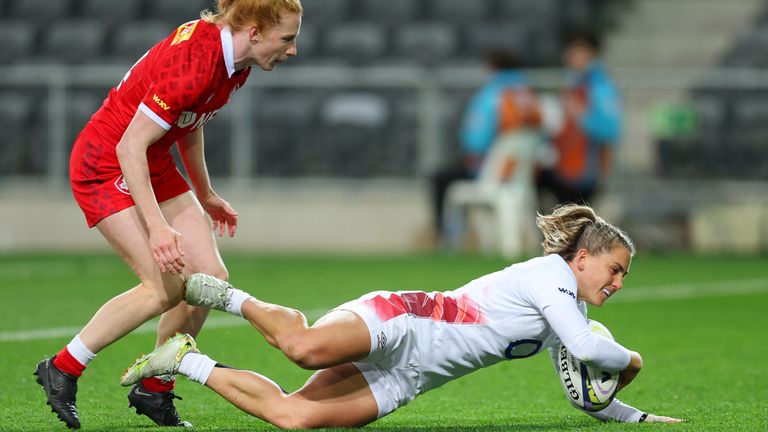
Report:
35,206,186,429
248,305,371,369
122,339,379,429
206,363,378,428
185,274,372,369
83,206,188,351
127,192,230,426
155,192,228,344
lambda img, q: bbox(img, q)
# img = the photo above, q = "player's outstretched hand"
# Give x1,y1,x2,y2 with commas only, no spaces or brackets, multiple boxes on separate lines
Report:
200,192,238,237
645,414,684,423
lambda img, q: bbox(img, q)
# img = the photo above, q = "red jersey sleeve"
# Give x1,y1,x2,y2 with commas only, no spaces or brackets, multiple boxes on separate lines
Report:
138,21,217,130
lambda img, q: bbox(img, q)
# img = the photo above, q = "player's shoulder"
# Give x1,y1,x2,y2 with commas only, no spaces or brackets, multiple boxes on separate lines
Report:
161,20,221,59
518,255,577,299
521,255,571,278
153,20,222,79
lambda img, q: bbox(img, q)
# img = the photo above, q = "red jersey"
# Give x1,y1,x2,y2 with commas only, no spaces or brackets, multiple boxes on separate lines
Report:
69,19,250,227
80,19,251,180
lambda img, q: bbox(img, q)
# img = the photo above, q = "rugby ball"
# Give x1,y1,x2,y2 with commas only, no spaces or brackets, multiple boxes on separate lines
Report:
557,320,620,411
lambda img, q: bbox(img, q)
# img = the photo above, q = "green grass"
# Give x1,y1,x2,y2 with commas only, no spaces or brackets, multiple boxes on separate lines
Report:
1,252,767,431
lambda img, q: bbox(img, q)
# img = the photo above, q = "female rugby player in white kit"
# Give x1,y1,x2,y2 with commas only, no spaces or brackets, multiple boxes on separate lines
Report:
121,204,683,428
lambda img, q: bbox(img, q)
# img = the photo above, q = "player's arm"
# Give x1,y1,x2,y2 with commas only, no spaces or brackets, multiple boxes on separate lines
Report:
547,347,683,423
542,302,631,371
116,109,185,273
177,128,238,237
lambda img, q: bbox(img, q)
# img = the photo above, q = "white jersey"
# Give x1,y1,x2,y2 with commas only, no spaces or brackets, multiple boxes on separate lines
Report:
338,254,632,409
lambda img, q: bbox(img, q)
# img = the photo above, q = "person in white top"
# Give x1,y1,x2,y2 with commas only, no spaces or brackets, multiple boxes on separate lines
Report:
121,204,683,428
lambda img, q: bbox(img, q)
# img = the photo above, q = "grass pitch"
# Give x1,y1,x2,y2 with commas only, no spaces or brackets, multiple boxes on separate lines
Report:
1,252,767,431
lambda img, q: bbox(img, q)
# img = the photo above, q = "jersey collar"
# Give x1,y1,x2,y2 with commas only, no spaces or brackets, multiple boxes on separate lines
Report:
220,26,235,78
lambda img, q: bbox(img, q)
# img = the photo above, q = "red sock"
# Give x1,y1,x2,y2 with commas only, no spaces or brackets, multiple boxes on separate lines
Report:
52,347,86,378
141,376,175,393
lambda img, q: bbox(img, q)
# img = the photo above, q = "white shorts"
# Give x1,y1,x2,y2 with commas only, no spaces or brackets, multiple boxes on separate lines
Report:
333,291,421,418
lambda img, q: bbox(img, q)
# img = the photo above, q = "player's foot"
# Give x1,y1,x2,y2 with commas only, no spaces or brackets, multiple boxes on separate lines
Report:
34,356,81,429
120,334,198,387
127,383,192,427
185,273,234,311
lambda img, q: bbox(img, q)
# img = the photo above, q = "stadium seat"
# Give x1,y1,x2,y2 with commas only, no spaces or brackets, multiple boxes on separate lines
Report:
0,21,36,65
723,30,768,67
79,0,142,22
732,96,768,129
320,92,389,127
291,23,319,60
255,90,321,125
252,90,323,177
40,21,106,64
64,92,102,144
310,92,391,177
561,0,598,28
426,0,490,23
307,125,389,177
464,23,532,61
0,93,35,175
689,95,725,135
394,23,457,64
301,0,350,25
497,0,559,22
146,0,211,24
324,23,387,62
199,108,233,176
8,0,72,23
443,130,543,257
380,126,419,176
111,21,174,61
357,0,421,24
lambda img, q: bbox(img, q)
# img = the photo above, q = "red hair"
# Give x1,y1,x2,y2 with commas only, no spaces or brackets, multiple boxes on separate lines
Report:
201,0,303,32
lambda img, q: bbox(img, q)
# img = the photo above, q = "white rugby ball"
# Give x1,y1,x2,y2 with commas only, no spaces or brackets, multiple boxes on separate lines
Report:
557,320,620,411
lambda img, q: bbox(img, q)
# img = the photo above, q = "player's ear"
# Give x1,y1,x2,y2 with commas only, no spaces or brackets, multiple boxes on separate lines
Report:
248,25,261,43
575,248,589,271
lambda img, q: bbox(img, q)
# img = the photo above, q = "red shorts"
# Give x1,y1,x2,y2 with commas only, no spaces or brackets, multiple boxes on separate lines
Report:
70,127,190,228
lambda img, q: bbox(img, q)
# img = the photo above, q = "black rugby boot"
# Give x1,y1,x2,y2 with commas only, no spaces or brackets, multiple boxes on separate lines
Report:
128,383,192,427
34,356,81,429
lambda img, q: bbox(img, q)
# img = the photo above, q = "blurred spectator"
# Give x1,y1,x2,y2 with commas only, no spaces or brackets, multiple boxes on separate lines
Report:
430,50,541,246
537,29,622,209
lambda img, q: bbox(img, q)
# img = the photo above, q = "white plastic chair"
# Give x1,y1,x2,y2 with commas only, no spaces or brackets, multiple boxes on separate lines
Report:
443,129,541,257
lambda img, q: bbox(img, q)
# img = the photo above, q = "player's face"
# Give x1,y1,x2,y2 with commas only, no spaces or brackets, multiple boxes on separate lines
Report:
252,13,301,71
575,245,631,307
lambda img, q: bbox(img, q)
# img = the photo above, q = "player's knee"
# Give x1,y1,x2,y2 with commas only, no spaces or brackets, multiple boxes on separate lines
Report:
279,332,326,370
197,266,228,282
214,268,229,281
269,408,312,430
139,278,184,314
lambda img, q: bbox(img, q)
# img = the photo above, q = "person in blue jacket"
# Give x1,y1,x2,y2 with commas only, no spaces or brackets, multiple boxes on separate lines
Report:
430,50,541,246
537,29,622,209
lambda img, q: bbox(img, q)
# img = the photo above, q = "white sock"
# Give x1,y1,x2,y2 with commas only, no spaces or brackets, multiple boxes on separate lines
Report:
226,288,252,317
179,352,217,385
67,334,96,366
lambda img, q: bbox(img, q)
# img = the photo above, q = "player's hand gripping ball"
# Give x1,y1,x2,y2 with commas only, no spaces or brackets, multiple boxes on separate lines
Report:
557,320,620,411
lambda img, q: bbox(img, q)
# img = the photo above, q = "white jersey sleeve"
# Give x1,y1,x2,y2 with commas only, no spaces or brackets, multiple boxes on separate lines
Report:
547,347,645,422
542,303,631,371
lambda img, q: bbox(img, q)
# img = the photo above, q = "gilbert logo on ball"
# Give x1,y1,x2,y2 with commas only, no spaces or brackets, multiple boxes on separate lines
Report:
557,320,620,411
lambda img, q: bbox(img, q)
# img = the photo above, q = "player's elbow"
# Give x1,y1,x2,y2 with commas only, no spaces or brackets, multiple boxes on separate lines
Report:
115,140,128,161
115,139,137,166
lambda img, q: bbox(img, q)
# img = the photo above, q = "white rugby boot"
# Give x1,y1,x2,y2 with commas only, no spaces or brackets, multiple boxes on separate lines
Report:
120,333,198,387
